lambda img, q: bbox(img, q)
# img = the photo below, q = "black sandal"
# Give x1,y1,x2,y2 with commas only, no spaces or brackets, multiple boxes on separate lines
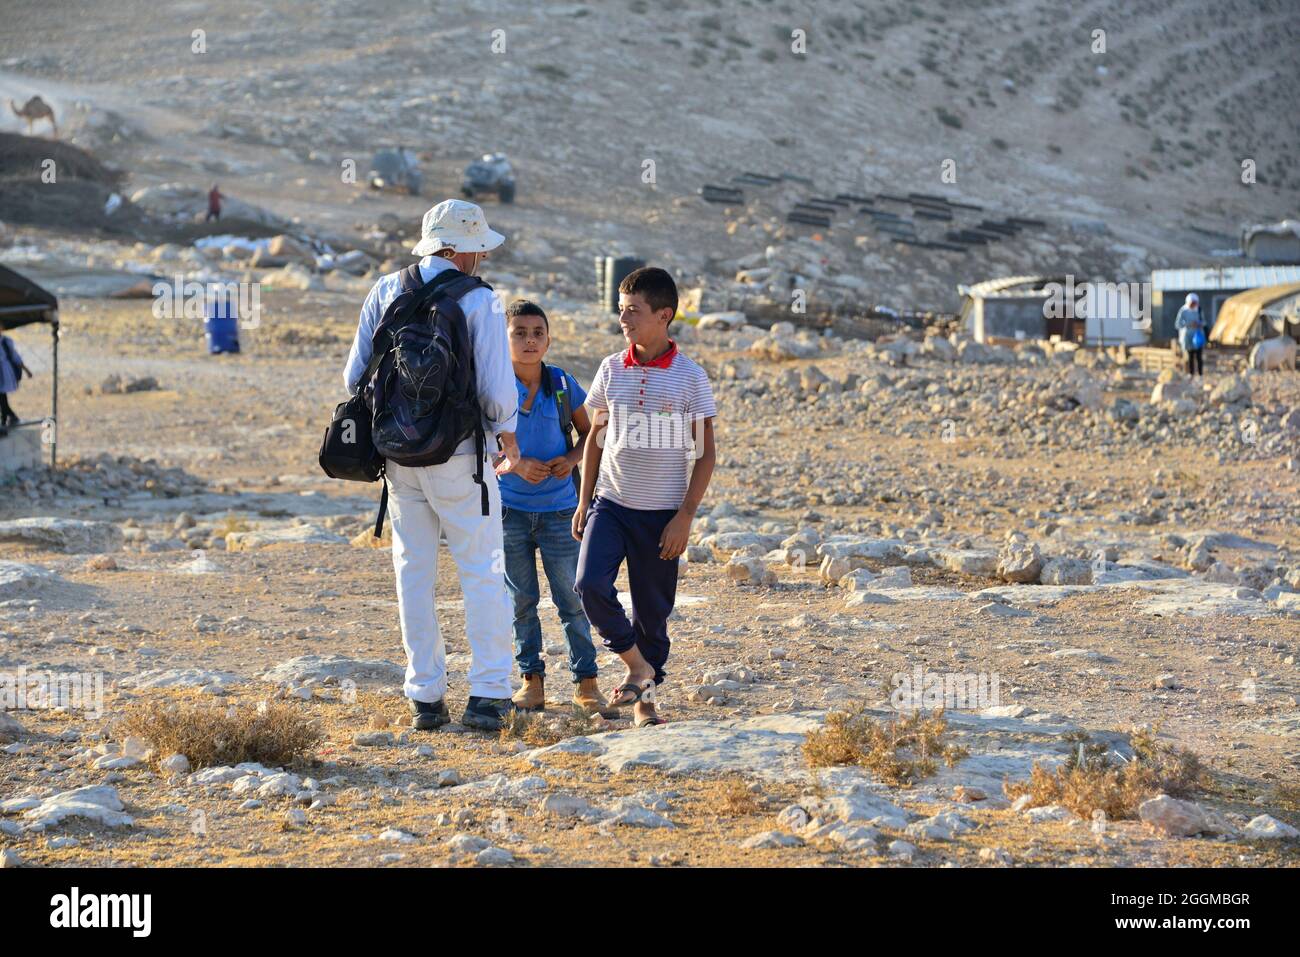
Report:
609,679,654,708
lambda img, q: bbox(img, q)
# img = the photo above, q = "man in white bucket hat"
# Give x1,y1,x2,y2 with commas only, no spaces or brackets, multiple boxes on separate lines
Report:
344,199,522,731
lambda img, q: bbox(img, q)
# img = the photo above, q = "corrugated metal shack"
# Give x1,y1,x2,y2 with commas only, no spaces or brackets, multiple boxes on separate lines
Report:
1151,265,1300,344
958,276,1075,344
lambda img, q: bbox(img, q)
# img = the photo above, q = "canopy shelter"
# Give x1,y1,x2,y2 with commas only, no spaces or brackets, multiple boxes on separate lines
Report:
0,263,60,468
1209,281,1300,346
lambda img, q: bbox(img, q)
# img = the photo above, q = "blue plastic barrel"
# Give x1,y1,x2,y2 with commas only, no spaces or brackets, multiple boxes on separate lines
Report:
205,295,241,354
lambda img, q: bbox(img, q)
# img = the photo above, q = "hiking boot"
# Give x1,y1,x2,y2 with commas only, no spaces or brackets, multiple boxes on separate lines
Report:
461,696,514,731
512,674,545,712
573,677,613,717
407,697,450,731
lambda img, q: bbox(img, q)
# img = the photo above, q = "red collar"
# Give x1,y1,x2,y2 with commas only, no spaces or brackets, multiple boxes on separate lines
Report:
623,340,677,369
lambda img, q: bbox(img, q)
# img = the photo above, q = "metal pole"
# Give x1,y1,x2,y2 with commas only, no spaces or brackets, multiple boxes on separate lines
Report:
50,312,58,470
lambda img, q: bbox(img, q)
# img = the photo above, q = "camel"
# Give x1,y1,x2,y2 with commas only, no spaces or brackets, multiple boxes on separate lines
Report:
8,96,57,138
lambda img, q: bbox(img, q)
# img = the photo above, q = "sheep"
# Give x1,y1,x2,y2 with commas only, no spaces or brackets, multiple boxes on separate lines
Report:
1248,336,1297,371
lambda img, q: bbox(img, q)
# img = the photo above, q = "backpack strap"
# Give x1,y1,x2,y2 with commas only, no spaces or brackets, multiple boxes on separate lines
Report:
460,302,489,517
542,363,581,492
439,275,493,516
373,465,389,539
398,263,423,294
544,364,574,449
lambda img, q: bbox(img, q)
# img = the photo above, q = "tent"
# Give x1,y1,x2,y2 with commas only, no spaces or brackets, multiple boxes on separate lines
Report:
0,263,60,467
1209,281,1300,346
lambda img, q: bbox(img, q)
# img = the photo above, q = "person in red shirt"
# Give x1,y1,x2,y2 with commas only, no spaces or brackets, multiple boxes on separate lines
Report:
206,184,224,222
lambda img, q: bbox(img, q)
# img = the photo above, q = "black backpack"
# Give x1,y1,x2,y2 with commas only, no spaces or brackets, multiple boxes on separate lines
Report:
318,265,489,537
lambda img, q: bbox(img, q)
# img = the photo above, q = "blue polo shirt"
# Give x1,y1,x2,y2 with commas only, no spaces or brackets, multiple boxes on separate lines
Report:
499,367,586,512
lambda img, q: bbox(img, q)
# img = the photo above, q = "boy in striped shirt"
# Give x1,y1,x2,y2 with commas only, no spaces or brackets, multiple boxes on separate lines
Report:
572,267,717,727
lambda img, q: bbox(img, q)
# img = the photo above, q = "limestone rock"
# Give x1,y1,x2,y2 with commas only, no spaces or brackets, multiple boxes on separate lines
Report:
159,753,191,776
1039,557,1093,586
266,234,315,264
260,654,404,686
475,846,515,866
996,537,1043,583
1208,374,1251,407
525,713,823,781
262,263,322,291
1243,814,1299,839
725,556,777,586
1138,794,1234,837
1151,374,1199,406
0,518,123,554
120,668,246,691
0,560,60,599
939,549,998,577
1024,804,1073,822
888,839,917,860
353,731,394,747
22,785,134,828
226,524,347,551
741,830,805,849
539,794,605,821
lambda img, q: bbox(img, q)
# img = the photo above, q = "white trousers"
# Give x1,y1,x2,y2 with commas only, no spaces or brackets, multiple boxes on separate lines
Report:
386,455,513,702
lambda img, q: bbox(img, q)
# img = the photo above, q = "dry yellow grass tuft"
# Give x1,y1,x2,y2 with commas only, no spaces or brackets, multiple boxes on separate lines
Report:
719,778,762,816
1004,726,1206,820
498,707,597,748
212,515,251,538
121,698,323,769
803,705,969,786
1272,783,1300,812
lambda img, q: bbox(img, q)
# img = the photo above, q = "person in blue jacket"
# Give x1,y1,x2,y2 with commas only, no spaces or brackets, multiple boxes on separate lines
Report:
1175,292,1207,376
498,300,609,717
0,332,33,429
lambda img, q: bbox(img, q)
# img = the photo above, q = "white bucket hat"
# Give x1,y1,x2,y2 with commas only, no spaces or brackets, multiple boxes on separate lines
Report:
411,199,505,256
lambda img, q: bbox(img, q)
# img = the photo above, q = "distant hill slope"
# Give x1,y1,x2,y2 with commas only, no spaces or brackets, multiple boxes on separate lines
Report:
1,0,1296,309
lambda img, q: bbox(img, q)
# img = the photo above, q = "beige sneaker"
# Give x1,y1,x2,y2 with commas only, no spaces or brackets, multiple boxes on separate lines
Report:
512,674,545,712
573,677,614,717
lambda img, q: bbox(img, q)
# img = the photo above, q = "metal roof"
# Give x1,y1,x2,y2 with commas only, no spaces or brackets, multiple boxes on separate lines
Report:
957,275,1063,299
1151,265,1300,291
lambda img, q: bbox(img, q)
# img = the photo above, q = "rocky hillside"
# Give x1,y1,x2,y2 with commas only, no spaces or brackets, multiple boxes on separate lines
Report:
2,0,1298,311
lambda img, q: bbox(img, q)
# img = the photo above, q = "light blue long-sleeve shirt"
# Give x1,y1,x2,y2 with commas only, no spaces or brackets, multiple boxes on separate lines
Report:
1174,305,1205,351
343,256,518,454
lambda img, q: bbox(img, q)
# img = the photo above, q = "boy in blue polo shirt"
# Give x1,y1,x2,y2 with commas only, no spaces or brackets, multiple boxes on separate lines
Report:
500,300,610,716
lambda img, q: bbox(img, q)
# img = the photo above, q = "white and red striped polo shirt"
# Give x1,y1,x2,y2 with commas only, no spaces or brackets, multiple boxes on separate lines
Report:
585,341,717,511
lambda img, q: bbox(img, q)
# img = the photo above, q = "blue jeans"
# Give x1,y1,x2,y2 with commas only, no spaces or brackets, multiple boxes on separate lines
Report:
502,506,597,681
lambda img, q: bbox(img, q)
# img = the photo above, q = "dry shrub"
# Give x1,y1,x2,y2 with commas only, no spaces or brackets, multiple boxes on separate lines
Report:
213,515,251,537
498,707,596,748
719,778,762,816
121,698,322,769
1004,726,1206,820
1272,783,1300,811
803,705,969,786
